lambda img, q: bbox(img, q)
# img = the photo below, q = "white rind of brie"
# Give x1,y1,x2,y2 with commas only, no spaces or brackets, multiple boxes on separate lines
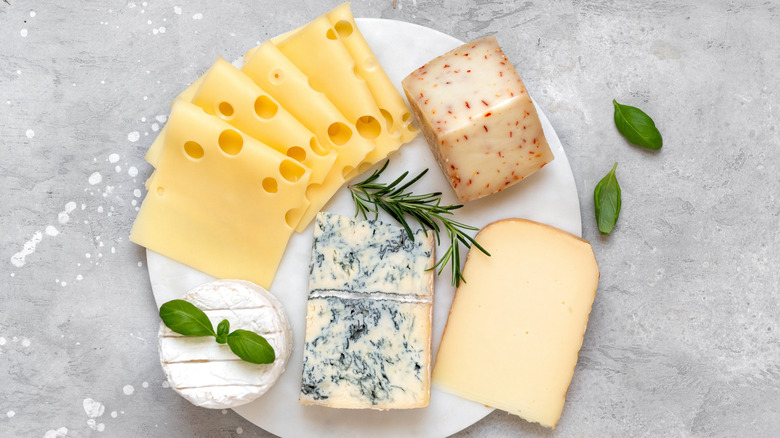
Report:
158,279,293,409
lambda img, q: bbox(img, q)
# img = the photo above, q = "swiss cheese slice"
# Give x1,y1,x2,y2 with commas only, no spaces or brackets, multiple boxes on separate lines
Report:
325,3,418,144
130,101,311,288
272,13,405,176
432,219,599,428
241,42,374,231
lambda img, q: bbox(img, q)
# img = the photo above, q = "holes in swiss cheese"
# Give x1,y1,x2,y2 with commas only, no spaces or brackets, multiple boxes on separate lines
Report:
157,187,165,196
341,166,354,178
286,146,306,163
327,122,352,146
364,56,378,72
356,115,381,140
262,177,278,194
285,208,300,228
379,109,394,132
218,129,243,156
279,159,305,182
357,162,372,174
184,141,205,159
326,28,338,40
353,64,362,80
334,20,353,38
309,137,329,157
402,111,418,131
254,95,278,120
217,101,234,118
270,69,284,85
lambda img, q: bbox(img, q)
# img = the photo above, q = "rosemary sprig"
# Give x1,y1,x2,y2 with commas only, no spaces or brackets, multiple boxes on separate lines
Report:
349,161,490,286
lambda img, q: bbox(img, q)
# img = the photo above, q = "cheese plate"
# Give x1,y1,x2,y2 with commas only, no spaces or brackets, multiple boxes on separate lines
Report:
146,18,582,437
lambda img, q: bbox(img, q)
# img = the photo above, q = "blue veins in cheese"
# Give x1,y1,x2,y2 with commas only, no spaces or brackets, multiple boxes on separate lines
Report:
299,212,435,409
308,212,435,296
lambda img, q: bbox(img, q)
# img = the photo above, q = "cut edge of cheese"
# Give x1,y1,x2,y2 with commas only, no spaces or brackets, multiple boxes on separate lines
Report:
431,218,599,428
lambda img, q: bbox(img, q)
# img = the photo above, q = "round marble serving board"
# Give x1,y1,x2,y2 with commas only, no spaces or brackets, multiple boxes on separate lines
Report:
147,17,582,438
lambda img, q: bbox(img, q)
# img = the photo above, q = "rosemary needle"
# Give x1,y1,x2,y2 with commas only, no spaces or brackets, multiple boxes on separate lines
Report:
349,161,490,287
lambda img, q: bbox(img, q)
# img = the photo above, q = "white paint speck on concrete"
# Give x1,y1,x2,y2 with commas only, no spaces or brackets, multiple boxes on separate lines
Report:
11,231,43,267
88,172,103,185
44,427,68,438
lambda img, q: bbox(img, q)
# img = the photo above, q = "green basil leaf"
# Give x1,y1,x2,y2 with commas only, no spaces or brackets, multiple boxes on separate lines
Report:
613,100,662,150
594,162,622,234
159,300,216,337
227,330,275,364
216,319,230,344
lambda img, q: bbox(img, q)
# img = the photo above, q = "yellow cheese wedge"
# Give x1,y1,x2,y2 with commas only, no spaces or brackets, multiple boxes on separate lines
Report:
242,41,374,231
130,101,311,288
432,219,599,428
325,3,418,144
272,13,404,175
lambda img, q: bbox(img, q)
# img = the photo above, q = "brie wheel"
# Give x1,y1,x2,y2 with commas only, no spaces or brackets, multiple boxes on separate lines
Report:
158,279,293,409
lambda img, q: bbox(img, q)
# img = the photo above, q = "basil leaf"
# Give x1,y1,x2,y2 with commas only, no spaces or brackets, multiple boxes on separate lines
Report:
594,162,622,234
159,300,216,337
613,100,663,150
216,319,230,344
227,330,275,364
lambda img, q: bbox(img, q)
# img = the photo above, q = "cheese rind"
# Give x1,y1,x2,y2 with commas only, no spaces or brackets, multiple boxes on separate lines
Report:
130,101,310,288
299,213,434,409
402,36,554,202
432,219,598,428
158,280,293,409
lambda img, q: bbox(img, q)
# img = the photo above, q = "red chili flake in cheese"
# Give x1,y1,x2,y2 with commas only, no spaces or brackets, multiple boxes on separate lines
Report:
401,35,554,202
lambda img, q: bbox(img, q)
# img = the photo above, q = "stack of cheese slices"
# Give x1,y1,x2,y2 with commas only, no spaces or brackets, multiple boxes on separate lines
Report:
130,2,418,289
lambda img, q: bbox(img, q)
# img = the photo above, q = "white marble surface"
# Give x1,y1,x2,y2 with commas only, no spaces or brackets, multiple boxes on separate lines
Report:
2,1,779,437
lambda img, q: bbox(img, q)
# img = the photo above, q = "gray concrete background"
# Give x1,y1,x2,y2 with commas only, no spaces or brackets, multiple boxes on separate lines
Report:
1,0,779,437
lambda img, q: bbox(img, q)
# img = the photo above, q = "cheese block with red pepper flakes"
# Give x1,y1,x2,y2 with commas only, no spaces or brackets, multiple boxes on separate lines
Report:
401,36,554,202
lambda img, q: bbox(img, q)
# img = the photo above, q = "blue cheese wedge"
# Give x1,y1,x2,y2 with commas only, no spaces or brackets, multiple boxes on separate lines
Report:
158,280,293,409
299,212,435,409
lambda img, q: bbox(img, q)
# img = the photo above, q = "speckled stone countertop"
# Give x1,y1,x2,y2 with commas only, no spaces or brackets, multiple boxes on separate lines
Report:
2,1,779,437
